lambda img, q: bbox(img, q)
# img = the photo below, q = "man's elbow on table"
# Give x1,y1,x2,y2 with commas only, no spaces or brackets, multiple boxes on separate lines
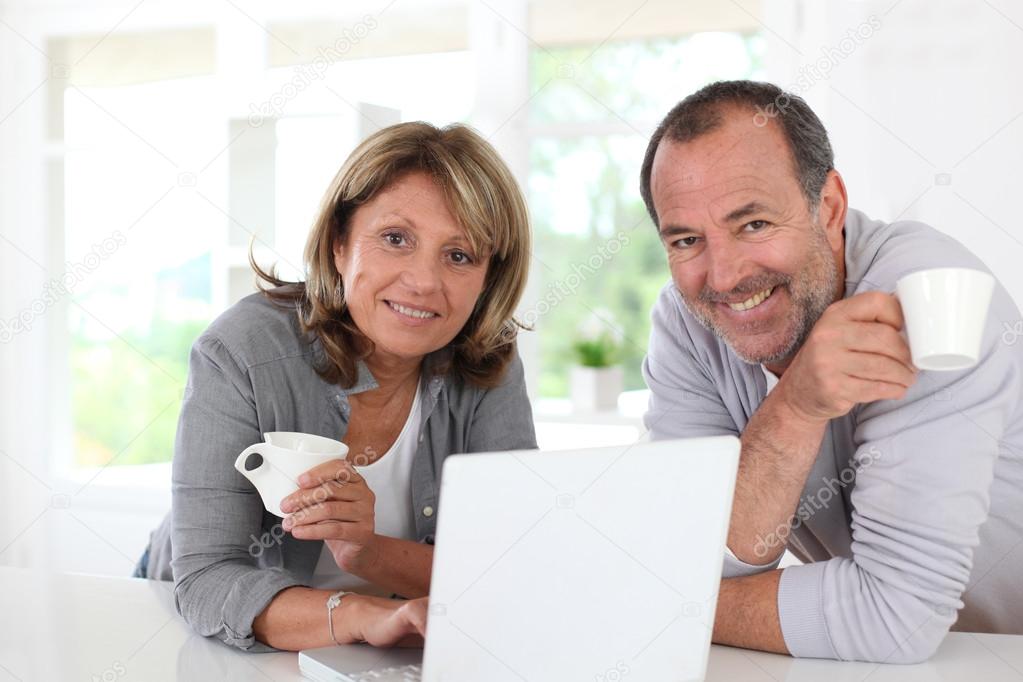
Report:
840,599,951,665
780,564,958,665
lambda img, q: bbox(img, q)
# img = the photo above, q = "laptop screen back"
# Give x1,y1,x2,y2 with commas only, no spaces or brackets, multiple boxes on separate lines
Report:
421,436,740,682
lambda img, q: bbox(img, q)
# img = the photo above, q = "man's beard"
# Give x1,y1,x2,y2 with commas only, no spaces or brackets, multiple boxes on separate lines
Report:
678,227,840,365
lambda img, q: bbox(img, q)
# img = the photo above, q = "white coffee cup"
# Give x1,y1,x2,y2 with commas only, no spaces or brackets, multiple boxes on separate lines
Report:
263,431,347,455
895,267,995,371
234,432,349,517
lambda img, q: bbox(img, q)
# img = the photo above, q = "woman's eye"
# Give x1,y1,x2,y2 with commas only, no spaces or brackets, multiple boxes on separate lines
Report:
450,250,474,265
384,231,406,246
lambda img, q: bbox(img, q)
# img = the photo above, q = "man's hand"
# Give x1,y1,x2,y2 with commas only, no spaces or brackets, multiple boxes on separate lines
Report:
775,291,918,424
280,459,379,572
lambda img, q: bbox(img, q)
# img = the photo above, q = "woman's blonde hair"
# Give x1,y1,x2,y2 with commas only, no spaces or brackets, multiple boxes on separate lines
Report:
254,121,531,389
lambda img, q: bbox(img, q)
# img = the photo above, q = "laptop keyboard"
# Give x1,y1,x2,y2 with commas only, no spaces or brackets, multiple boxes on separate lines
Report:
346,663,422,681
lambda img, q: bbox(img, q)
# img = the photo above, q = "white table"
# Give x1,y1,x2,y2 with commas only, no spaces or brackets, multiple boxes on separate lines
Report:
1,566,1021,682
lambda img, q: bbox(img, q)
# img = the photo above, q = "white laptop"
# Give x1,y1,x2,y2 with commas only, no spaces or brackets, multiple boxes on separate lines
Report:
299,436,739,682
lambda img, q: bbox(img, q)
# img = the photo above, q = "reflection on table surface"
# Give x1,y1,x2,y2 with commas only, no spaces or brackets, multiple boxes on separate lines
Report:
1,566,1020,682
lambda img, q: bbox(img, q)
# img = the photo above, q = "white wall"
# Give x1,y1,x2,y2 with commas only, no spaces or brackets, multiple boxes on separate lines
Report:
763,0,1023,307
0,2,61,572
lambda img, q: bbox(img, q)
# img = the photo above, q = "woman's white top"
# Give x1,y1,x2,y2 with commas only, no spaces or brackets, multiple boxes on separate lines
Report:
309,381,422,595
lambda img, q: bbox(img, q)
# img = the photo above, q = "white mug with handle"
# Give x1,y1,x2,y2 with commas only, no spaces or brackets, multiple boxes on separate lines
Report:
234,432,349,517
895,267,995,371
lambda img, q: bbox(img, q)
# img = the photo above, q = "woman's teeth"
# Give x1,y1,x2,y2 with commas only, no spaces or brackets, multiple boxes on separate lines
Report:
727,287,775,312
388,301,437,319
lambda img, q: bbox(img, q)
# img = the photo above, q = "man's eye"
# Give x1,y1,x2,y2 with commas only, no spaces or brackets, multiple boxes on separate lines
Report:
673,236,701,249
744,220,769,232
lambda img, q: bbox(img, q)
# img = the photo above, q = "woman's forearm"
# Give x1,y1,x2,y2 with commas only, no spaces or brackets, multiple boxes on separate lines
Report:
253,587,427,652
347,535,434,598
253,536,431,650
252,586,362,651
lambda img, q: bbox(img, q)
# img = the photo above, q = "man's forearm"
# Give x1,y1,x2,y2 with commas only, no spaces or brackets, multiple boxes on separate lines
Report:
713,570,788,654
729,391,828,564
348,535,433,598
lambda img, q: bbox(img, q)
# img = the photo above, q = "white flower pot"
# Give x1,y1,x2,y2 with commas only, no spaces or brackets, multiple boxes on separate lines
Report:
570,365,623,412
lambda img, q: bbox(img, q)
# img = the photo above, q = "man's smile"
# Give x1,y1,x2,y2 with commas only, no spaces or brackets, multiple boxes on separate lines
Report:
723,286,776,311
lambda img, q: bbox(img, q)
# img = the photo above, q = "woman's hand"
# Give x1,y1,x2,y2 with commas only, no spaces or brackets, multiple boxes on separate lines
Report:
348,596,429,648
279,459,380,573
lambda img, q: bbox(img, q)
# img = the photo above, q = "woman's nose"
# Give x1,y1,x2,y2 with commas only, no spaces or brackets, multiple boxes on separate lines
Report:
398,253,443,294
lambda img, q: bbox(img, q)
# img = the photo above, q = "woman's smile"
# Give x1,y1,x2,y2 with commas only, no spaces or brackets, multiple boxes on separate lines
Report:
384,299,442,325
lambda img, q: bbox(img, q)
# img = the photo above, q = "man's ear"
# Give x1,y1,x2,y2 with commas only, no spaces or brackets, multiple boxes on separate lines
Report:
817,169,848,253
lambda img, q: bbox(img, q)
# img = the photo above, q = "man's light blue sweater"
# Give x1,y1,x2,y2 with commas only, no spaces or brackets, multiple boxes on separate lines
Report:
643,208,1023,663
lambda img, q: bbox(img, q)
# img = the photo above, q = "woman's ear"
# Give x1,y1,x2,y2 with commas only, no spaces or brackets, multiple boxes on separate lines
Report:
332,235,345,274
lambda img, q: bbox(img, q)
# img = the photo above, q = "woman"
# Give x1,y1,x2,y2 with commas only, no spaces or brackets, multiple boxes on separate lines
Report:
134,121,536,652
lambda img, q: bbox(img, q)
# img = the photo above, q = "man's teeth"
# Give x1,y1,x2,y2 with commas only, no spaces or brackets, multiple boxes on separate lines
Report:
388,301,437,319
727,287,775,312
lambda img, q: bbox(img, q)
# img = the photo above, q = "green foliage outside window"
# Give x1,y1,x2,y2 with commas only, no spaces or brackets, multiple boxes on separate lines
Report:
527,35,764,397
71,258,211,467
72,317,206,467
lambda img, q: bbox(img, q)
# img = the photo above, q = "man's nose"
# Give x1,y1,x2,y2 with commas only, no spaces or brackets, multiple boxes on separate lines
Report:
704,236,749,295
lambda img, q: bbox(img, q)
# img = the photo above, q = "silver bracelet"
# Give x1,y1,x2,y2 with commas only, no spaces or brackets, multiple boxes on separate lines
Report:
326,590,350,645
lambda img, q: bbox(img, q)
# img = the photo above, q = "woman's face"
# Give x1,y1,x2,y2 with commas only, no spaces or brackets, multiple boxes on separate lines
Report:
333,171,490,364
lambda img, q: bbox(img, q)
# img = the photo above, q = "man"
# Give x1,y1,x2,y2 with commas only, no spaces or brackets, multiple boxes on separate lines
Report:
640,80,1023,663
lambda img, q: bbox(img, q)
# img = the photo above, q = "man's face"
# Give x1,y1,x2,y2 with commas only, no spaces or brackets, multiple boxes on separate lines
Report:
649,107,843,366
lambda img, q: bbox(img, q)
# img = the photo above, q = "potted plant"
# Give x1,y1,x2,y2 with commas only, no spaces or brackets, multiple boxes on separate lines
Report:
569,308,623,412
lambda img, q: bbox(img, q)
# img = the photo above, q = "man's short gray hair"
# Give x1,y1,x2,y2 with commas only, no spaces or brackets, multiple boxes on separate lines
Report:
639,80,834,227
